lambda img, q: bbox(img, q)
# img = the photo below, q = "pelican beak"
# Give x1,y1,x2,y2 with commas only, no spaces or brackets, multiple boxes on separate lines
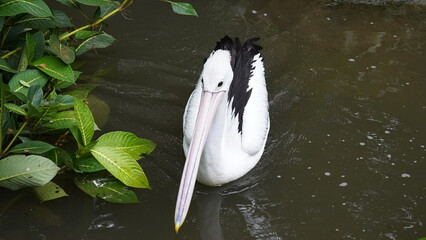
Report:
174,90,225,232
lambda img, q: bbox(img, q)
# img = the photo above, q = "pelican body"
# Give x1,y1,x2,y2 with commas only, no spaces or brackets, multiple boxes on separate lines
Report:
174,36,270,231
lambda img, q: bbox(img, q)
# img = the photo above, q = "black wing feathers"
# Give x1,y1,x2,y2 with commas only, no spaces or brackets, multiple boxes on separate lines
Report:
214,36,262,133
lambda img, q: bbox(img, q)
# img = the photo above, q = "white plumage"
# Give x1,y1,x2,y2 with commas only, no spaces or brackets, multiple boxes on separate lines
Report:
175,36,269,231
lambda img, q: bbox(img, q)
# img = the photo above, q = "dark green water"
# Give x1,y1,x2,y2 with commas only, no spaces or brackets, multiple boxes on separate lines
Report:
1,0,425,239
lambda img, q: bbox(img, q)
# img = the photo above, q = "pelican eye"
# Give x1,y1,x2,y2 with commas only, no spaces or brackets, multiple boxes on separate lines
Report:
217,81,223,87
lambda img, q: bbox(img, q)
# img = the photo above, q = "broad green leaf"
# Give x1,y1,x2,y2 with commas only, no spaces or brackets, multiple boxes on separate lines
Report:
169,1,198,17
33,56,74,82
56,0,80,8
0,58,16,73
0,155,59,190
52,9,73,28
14,14,55,29
32,31,45,60
75,33,115,56
8,69,48,100
75,157,105,172
90,146,150,188
10,140,56,154
18,46,28,72
69,125,83,146
46,35,75,64
94,1,119,18
43,94,74,109
75,0,112,6
43,110,76,129
33,181,68,202
55,70,80,89
45,148,71,165
96,131,156,160
4,103,26,116
27,84,43,107
73,98,94,146
24,32,36,63
75,173,140,203
0,0,53,17
75,30,99,39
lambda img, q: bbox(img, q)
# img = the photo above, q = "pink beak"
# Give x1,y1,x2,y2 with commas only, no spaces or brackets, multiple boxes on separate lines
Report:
174,91,225,232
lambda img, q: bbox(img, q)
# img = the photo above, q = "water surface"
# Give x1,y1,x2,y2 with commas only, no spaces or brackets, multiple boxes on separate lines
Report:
1,0,425,239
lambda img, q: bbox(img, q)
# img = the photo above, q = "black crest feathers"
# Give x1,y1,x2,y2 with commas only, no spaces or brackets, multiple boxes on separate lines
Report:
213,36,262,133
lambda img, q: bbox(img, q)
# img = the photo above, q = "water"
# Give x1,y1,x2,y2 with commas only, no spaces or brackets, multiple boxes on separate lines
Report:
1,0,425,239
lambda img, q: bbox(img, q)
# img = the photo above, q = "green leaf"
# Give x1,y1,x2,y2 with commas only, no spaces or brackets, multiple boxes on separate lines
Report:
74,157,105,172
74,173,140,203
33,181,68,202
10,140,56,154
52,9,73,28
27,84,43,107
75,33,115,56
90,146,150,188
56,0,80,8
96,131,156,160
0,16,4,32
94,1,119,18
69,126,83,146
75,0,112,6
4,103,26,116
73,98,94,146
24,32,36,63
0,155,59,190
0,0,53,17
43,94,74,108
168,1,198,17
14,14,55,29
43,110,76,129
75,30,99,39
46,35,75,64
32,56,74,82
45,148,71,165
0,58,16,73
8,69,48,100
26,103,42,118
32,31,45,60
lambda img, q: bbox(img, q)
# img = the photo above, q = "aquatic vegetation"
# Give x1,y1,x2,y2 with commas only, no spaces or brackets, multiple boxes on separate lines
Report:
0,0,196,203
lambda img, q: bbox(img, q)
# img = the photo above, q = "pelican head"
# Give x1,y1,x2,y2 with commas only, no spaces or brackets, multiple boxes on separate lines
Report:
201,50,234,93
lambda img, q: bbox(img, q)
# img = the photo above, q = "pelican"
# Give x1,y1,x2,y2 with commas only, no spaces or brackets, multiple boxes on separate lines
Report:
174,36,270,232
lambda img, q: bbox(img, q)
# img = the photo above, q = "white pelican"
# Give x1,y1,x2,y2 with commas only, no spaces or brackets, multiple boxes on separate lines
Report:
174,36,270,232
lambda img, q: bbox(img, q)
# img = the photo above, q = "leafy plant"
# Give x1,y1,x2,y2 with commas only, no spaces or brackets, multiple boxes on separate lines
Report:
0,0,197,203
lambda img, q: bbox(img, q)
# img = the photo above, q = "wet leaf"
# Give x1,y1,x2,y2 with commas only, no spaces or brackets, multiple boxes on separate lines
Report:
74,157,105,172
168,1,198,17
10,140,56,154
96,131,156,160
33,181,68,202
14,14,55,29
73,98,94,146
0,155,59,190
52,9,73,28
94,1,119,18
4,103,26,116
75,33,115,56
0,58,16,73
90,145,150,188
46,35,75,64
43,110,76,129
55,0,80,8
0,0,53,17
75,0,113,6
8,69,48,101
74,173,140,203
32,56,74,82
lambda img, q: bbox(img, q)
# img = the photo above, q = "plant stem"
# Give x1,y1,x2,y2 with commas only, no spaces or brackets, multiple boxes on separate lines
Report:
59,0,133,41
2,121,27,155
2,47,21,59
